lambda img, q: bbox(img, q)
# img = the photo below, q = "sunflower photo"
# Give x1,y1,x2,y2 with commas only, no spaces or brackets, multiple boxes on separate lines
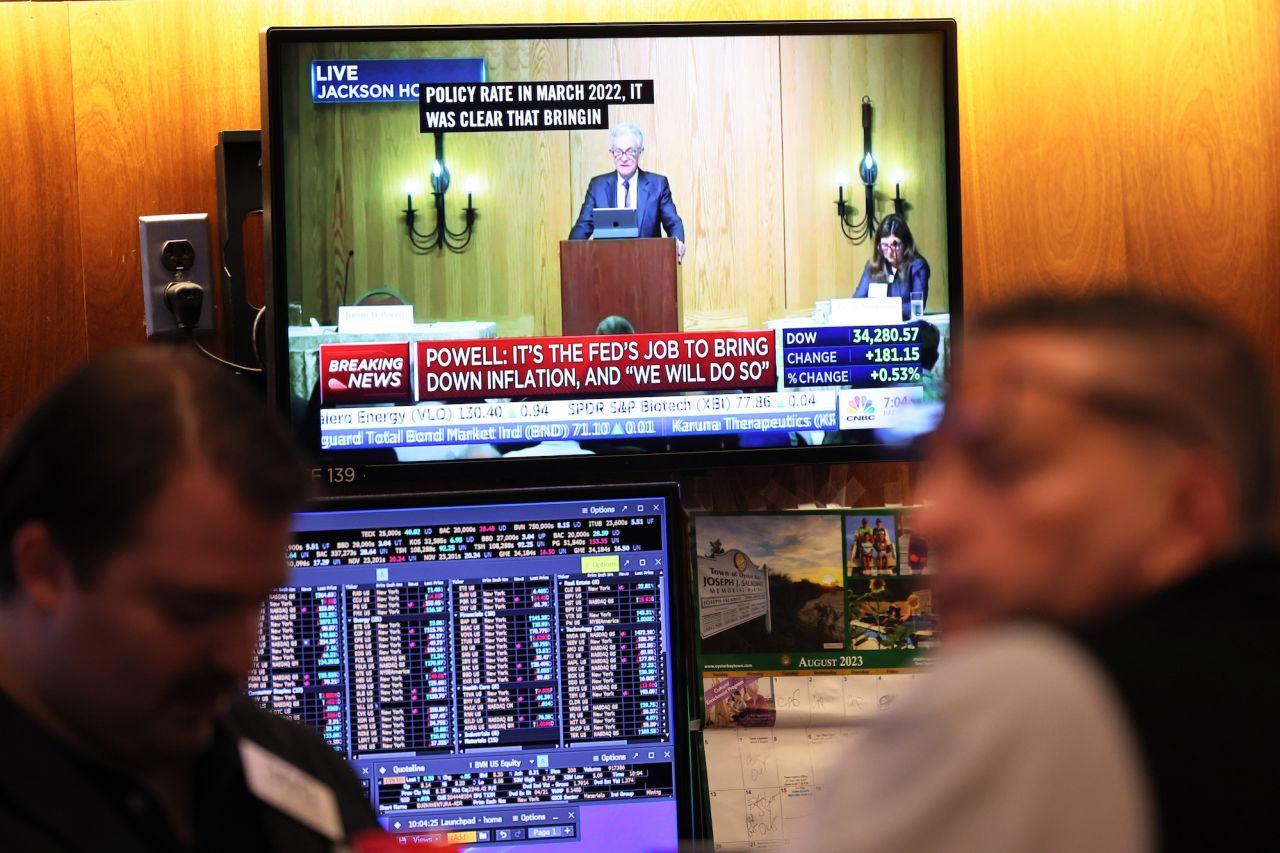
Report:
846,575,938,650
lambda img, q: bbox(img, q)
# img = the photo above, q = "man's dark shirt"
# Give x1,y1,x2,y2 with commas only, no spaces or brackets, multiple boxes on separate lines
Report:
1074,547,1280,852
0,693,378,852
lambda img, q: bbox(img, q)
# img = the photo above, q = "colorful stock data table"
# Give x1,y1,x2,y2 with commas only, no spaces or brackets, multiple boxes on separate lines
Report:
249,489,691,851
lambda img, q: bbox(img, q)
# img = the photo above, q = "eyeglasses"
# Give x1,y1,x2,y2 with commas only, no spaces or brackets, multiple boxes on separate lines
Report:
610,147,641,160
879,239,904,250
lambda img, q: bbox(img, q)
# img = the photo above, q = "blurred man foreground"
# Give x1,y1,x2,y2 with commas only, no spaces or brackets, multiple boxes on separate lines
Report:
802,292,1278,853
0,348,379,851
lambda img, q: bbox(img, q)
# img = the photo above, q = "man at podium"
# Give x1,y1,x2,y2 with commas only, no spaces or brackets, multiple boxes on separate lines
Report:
568,123,687,262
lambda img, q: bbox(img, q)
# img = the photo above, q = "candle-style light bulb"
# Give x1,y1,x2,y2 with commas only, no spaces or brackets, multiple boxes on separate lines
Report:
462,178,481,210
890,170,905,215
859,151,878,186
403,178,422,210
430,159,451,194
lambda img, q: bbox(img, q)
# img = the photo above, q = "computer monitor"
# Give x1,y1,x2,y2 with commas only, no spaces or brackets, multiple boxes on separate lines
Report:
247,485,694,849
261,20,962,481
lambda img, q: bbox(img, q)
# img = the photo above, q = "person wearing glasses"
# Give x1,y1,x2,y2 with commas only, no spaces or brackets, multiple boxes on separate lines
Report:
854,214,931,321
568,123,687,262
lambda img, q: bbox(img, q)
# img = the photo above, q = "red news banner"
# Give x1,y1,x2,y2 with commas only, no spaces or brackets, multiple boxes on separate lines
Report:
416,331,776,401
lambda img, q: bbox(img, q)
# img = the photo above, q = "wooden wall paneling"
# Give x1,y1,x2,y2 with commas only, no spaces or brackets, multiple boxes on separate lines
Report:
526,44,578,337
6,0,1280,428
1112,0,1280,373
279,42,308,324
669,34,786,329
0,2,87,430
68,0,264,352
951,1,1131,307
255,0,688,29
779,32,948,316
289,40,349,326
779,33,861,315
421,38,571,337
875,33,948,312
288,38,571,335
568,35,786,329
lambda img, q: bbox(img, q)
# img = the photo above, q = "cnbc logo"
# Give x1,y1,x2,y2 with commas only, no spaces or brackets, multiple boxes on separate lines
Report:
840,386,921,429
840,391,884,427
843,394,877,422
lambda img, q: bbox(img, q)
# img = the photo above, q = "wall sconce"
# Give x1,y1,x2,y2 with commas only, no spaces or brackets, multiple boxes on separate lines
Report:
402,132,477,253
835,96,907,243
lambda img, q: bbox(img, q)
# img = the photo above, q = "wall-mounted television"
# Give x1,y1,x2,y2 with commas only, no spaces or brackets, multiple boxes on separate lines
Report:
261,19,961,481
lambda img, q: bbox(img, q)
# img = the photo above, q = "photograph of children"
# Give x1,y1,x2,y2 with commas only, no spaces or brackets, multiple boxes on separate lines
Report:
694,514,845,655
846,576,939,650
845,515,899,575
896,511,932,575
703,675,777,728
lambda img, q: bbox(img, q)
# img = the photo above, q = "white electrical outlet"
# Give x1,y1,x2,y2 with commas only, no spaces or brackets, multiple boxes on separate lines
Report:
139,213,214,338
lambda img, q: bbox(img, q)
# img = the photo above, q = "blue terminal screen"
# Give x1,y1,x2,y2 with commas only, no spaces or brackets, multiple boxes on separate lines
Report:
248,493,681,851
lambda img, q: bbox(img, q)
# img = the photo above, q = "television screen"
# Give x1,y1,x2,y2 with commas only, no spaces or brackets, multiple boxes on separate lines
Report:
261,20,960,474
247,485,695,848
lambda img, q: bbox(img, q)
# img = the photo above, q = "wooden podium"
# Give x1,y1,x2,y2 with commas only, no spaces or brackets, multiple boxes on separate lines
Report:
559,238,680,335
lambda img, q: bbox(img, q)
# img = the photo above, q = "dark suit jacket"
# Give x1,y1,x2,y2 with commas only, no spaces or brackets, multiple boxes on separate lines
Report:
568,169,685,241
854,256,931,321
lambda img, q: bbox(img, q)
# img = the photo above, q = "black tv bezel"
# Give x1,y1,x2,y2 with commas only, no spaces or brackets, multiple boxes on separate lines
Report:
289,481,702,841
260,19,962,486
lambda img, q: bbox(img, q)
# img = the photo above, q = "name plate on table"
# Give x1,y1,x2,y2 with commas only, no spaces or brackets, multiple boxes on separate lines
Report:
830,297,902,326
337,304,415,335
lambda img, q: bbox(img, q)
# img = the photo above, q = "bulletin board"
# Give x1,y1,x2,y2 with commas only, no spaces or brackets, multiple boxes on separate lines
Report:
688,508,937,848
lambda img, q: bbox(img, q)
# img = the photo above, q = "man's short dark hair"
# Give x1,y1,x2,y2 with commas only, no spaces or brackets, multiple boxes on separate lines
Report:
973,290,1277,538
0,347,312,594
595,315,636,335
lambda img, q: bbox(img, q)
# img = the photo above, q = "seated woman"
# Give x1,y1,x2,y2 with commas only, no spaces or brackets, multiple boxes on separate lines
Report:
853,214,930,321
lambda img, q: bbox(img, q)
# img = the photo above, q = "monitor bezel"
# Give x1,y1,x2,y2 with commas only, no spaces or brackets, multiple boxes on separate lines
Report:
260,19,962,487
284,481,702,842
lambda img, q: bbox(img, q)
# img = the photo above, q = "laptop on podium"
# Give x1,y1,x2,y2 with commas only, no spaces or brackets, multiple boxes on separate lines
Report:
592,207,640,239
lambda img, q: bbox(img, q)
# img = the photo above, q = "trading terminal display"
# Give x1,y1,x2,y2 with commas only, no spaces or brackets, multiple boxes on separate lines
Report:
348,583,452,754
248,495,684,850
248,587,345,752
560,576,667,743
455,576,559,749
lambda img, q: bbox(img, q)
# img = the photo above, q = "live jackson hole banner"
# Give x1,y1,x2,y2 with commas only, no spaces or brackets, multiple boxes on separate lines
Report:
308,59,657,132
